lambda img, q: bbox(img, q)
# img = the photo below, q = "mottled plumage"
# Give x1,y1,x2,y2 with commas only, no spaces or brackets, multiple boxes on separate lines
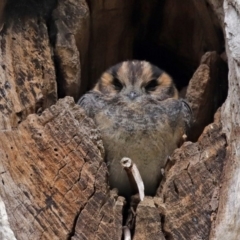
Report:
78,60,191,196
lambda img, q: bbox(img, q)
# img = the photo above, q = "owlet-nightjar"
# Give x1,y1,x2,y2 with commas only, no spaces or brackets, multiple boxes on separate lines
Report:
78,60,192,197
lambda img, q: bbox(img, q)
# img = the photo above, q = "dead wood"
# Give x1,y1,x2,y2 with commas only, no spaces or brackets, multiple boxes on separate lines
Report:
133,197,165,240
157,110,226,239
0,97,123,239
0,0,238,239
0,17,57,130
185,51,228,141
53,0,90,99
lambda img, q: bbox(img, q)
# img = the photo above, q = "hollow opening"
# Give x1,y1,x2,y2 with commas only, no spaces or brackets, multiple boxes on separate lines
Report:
86,0,228,141
132,0,225,90
86,0,225,89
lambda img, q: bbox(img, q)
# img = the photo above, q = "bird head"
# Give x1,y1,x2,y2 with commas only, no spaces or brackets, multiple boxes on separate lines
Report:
94,60,178,102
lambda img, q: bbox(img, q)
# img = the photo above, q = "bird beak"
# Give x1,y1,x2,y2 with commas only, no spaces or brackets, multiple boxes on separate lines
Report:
128,91,138,100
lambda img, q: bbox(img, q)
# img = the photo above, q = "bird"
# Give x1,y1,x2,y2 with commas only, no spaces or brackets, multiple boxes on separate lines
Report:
78,60,192,197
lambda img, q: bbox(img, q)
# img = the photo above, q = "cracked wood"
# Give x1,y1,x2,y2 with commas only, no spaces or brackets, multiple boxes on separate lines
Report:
0,97,123,239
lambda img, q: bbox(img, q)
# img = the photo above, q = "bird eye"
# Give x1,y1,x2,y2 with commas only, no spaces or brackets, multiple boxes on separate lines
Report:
145,79,158,92
112,78,123,91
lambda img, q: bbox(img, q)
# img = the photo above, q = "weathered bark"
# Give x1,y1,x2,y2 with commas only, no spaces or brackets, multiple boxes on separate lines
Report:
53,0,90,99
1,0,240,239
0,1,124,239
0,17,57,130
210,0,240,239
133,197,165,240
0,97,123,239
186,51,228,141
158,110,226,239
72,190,124,240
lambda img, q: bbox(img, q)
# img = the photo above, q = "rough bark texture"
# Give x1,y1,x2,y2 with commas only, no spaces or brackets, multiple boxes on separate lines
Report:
72,190,124,240
53,0,90,99
0,18,57,130
157,110,226,239
0,2,125,237
1,0,239,239
210,0,240,239
186,51,228,141
133,197,165,240
0,97,123,239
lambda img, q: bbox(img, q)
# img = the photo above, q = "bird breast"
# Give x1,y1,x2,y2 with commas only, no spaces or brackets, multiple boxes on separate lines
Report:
93,97,186,197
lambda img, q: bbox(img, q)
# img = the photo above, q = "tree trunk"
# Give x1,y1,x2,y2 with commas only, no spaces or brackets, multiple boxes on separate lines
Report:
0,0,239,239
210,0,240,239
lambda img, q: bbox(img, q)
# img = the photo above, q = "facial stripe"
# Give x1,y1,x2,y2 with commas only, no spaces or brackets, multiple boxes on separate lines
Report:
141,61,153,84
94,72,113,92
117,61,129,84
100,72,113,86
130,61,143,84
158,73,173,87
